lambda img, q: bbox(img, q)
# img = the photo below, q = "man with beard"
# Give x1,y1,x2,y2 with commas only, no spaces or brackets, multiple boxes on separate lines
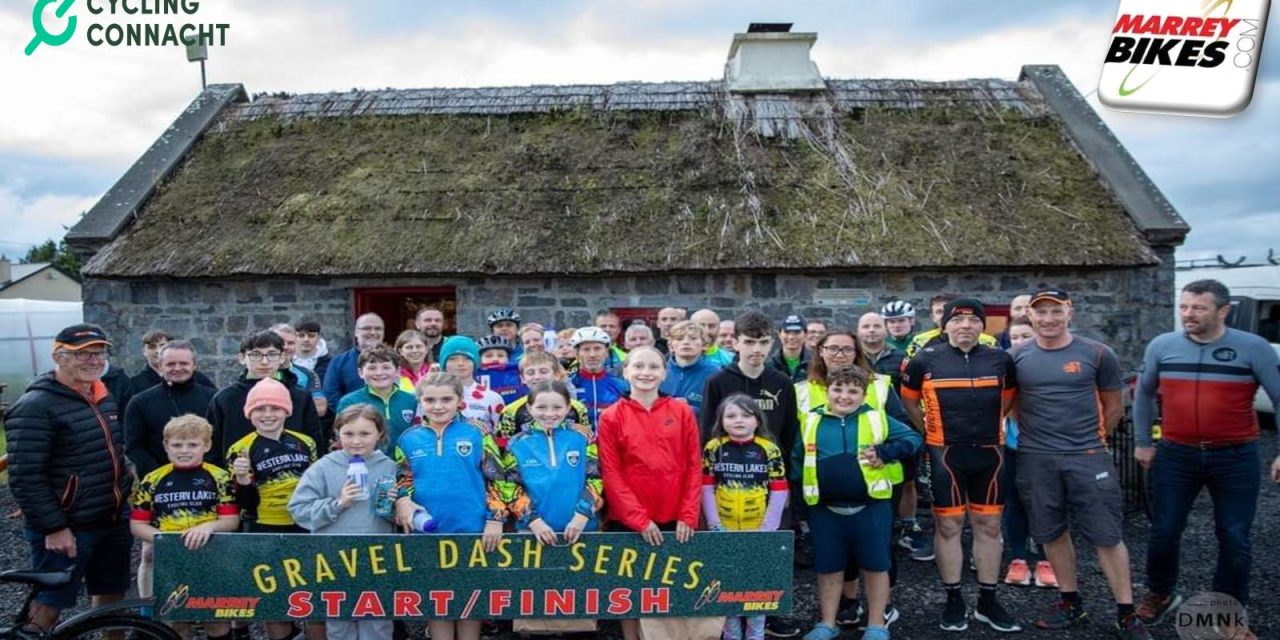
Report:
414,307,447,363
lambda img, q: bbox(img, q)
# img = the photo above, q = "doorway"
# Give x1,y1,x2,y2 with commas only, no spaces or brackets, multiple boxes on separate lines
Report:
353,287,458,337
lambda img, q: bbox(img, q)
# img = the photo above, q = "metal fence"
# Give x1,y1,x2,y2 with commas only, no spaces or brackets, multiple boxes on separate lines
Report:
1109,413,1151,517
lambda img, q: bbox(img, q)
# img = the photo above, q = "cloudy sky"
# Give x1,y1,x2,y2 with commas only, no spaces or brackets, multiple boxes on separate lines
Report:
0,0,1275,264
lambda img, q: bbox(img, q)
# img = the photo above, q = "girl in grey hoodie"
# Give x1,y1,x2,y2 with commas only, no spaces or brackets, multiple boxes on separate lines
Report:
288,405,398,640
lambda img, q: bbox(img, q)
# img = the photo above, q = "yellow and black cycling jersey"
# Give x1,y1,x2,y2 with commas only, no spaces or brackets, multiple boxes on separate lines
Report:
701,435,787,530
130,462,237,532
225,430,316,526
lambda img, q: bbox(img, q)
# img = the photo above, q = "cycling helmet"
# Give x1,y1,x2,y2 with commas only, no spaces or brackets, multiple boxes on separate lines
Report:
476,335,514,353
880,300,915,319
570,326,612,348
486,308,521,326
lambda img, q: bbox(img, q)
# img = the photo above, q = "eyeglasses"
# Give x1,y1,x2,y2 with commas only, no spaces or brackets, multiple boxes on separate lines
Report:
822,346,859,356
356,326,383,332
60,350,108,362
245,352,283,362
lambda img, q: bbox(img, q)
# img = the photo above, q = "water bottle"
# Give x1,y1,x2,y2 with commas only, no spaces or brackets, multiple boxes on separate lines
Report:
411,508,439,533
372,476,397,517
346,454,370,501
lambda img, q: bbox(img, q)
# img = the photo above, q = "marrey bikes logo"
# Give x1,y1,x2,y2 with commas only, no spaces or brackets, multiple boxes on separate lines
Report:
1099,0,1270,117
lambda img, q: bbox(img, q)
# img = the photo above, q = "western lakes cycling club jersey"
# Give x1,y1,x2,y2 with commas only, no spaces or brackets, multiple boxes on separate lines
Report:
131,462,238,532
225,430,317,526
701,435,787,530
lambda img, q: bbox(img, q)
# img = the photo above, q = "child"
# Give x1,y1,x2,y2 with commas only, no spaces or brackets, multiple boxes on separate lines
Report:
437,335,505,433
703,394,788,640
337,344,418,455
791,366,921,640
597,347,702,640
395,329,434,391
554,328,576,368
567,327,629,430
495,351,590,446
1000,317,1057,588
393,373,506,640
519,324,547,357
130,415,240,640
226,377,318,640
477,336,526,405
289,405,398,640
207,330,324,464
659,320,721,417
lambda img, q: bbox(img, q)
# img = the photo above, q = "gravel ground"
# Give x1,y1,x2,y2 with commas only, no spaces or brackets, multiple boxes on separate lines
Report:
3,431,1277,639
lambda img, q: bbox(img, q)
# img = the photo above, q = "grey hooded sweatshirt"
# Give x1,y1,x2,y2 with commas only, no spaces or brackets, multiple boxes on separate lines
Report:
288,449,398,534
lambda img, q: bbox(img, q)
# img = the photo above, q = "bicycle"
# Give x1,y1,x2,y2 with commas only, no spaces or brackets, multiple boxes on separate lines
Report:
0,568,180,640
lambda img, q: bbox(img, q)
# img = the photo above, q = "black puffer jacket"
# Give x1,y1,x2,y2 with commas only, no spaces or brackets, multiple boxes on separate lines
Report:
124,377,217,477
3,374,131,534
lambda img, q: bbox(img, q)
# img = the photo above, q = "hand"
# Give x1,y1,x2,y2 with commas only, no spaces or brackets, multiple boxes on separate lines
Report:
394,498,418,533
528,518,557,545
860,446,884,469
337,481,363,509
45,528,76,558
181,523,216,550
232,455,253,484
482,520,504,552
640,521,664,546
1271,456,1280,483
797,520,810,536
564,513,589,544
675,521,695,543
1134,446,1156,469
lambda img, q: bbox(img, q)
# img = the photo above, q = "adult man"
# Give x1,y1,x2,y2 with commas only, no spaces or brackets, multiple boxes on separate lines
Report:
294,319,332,380
655,306,687,355
767,314,812,383
717,320,737,355
997,294,1032,349
4,324,132,628
624,322,656,351
488,307,523,362
413,306,447,362
858,312,904,390
691,308,735,367
1012,288,1149,638
322,312,385,407
805,320,829,352
129,330,215,392
905,294,998,360
594,309,627,369
273,323,327,418
881,302,917,354
900,300,1020,633
1133,280,1280,636
124,340,218,477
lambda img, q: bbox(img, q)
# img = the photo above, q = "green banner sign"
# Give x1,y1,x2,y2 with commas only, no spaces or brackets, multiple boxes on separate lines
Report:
153,532,793,621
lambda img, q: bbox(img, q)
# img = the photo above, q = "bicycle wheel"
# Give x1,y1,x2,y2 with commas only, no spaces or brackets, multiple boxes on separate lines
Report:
53,614,182,640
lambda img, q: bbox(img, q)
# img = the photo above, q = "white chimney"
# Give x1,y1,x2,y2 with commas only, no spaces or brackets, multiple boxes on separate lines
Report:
725,23,824,93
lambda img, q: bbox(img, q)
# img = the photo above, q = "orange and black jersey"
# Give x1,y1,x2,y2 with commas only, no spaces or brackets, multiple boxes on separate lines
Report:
900,343,1016,447
130,463,237,532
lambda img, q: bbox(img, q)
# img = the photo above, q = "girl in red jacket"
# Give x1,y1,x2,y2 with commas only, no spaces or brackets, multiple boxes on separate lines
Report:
597,346,703,640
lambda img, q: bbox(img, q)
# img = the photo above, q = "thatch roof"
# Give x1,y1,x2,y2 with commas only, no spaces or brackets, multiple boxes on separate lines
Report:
82,74,1168,278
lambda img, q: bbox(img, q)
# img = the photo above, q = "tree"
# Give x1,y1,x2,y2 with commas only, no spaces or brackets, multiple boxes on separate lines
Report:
21,239,82,279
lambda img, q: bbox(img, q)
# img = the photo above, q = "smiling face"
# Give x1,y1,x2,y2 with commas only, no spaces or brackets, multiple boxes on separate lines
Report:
164,436,210,469
1029,301,1072,341
521,330,545,353
779,329,804,353
418,384,461,427
819,334,857,370
623,348,666,393
529,390,571,429
826,381,866,417
249,404,288,437
415,309,444,338
338,416,382,458
160,347,195,385
720,402,760,442
355,314,385,351
398,338,428,368
520,363,557,387
54,346,108,386
359,360,399,392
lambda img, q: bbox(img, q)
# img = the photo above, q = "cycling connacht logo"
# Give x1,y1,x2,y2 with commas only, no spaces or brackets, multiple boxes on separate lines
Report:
26,0,75,55
1098,0,1271,117
25,0,230,56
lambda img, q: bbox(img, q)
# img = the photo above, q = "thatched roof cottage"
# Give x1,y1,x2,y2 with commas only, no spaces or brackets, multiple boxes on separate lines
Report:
67,26,1188,382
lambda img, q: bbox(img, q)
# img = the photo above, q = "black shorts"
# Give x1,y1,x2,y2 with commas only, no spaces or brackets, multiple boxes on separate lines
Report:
24,522,132,608
929,445,1004,517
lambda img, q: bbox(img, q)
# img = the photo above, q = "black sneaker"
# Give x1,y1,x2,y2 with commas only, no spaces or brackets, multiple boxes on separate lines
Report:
1035,599,1089,630
764,617,802,638
940,598,969,632
1113,614,1154,640
974,598,1023,633
859,605,901,630
835,599,864,627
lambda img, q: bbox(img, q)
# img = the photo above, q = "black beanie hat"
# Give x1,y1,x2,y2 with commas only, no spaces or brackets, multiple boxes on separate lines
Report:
941,298,987,327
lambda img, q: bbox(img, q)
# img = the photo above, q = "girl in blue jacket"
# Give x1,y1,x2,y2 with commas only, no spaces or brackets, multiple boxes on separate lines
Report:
500,380,604,545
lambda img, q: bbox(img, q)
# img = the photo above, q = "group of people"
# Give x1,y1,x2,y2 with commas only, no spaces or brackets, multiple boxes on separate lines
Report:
5,279,1280,640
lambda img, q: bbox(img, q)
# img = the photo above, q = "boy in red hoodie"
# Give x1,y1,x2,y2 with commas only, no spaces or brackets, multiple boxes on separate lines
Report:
597,346,703,640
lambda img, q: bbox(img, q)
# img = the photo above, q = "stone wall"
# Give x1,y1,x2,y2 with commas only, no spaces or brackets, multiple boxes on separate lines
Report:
84,250,1176,387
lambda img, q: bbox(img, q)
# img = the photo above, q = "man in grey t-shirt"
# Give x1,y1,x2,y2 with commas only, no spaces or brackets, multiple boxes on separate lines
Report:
1012,288,1149,638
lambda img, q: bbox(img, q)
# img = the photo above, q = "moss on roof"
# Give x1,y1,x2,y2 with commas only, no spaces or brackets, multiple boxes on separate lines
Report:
85,94,1156,277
